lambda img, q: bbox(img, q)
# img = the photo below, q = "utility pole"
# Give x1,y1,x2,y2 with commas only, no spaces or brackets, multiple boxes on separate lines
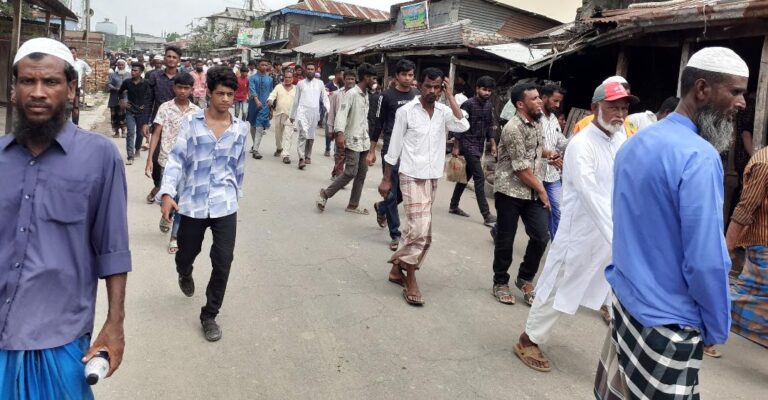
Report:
125,16,128,51
84,0,90,58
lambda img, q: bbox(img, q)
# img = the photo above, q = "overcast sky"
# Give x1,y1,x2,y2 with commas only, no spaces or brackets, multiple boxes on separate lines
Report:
76,0,581,38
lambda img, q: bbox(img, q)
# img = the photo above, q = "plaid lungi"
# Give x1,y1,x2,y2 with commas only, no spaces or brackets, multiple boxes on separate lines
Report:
389,174,437,268
595,298,703,400
731,245,768,347
109,105,126,130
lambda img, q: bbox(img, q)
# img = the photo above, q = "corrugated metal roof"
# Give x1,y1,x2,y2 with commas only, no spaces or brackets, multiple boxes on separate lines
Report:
583,0,768,26
477,42,551,64
292,31,393,57
289,0,389,21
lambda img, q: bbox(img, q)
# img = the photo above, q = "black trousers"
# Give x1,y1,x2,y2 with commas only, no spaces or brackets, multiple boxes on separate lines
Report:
492,193,549,285
449,153,490,217
175,213,237,321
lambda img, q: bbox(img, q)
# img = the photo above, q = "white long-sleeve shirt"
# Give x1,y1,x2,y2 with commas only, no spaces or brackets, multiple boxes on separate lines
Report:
385,97,469,180
289,78,329,120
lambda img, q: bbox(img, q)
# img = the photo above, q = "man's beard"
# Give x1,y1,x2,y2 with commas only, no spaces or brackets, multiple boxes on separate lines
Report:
13,101,67,148
596,108,623,135
694,106,734,153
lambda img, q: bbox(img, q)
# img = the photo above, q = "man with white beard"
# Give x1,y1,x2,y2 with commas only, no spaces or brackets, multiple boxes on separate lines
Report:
513,81,635,372
595,47,748,400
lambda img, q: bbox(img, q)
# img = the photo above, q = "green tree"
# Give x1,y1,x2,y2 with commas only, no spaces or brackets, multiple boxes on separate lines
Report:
166,32,181,42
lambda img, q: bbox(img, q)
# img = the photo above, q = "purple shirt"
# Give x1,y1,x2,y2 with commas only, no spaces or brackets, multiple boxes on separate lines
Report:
0,122,132,350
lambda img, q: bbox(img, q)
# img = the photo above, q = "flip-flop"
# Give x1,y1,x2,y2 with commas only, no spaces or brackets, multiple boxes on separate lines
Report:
345,207,370,215
388,270,405,287
389,238,399,251
402,289,424,306
168,239,179,254
159,217,171,233
373,202,386,227
316,190,327,211
449,208,470,217
704,346,722,358
146,194,156,204
513,343,551,372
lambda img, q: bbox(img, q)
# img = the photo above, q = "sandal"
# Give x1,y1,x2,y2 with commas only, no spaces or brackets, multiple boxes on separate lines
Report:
515,278,536,306
373,202,386,227
388,268,405,287
492,284,515,305
449,207,470,218
316,190,327,211
704,346,722,358
345,207,369,215
389,238,399,251
159,217,171,233
146,193,156,204
402,289,424,306
168,239,179,254
513,343,551,372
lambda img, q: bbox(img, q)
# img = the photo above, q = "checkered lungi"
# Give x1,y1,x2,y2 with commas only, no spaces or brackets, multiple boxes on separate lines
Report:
388,174,437,268
109,105,126,131
594,298,703,400
731,245,768,347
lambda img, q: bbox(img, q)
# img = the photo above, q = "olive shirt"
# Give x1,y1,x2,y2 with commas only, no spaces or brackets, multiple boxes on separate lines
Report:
494,110,546,200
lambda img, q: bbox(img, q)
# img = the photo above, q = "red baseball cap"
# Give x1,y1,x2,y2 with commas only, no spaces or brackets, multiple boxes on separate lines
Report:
592,81,639,103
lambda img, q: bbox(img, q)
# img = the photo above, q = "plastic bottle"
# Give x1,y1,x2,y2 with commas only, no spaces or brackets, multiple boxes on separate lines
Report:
84,350,110,385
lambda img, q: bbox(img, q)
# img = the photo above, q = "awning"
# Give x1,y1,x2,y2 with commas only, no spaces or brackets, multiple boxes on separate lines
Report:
28,0,78,20
477,42,551,65
292,31,392,58
255,39,289,49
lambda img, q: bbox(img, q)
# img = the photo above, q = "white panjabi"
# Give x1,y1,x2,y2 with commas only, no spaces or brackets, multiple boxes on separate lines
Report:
687,46,749,77
13,37,75,67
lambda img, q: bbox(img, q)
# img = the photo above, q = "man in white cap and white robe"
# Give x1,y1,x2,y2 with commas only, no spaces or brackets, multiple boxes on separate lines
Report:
290,61,330,170
595,46,748,400
513,80,635,373
0,38,131,398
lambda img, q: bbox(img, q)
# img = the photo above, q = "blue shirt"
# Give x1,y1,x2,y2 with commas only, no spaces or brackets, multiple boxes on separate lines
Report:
606,112,732,345
0,122,132,350
158,110,248,219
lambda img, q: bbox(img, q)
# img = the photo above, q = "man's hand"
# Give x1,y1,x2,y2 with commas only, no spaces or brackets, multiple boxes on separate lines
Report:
82,320,124,378
255,99,262,108
367,151,377,167
537,189,551,211
490,144,498,158
267,100,273,108
160,194,178,223
142,125,150,139
451,144,460,157
145,159,153,178
289,118,294,124
443,78,454,97
378,179,392,199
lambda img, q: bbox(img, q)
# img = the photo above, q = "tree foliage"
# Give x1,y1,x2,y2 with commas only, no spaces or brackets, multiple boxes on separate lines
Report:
166,32,181,42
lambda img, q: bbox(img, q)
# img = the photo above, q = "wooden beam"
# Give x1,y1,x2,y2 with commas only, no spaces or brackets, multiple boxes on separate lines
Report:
677,41,691,97
452,58,508,73
615,46,629,77
448,56,457,92
45,12,51,37
754,35,768,151
5,0,22,134
385,48,468,58
382,53,388,79
60,16,66,40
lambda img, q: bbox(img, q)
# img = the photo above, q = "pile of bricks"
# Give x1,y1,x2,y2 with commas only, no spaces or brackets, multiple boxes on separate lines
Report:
83,59,110,94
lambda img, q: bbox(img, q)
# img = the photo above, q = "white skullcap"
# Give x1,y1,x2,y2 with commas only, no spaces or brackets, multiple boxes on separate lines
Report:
153,55,163,61
687,47,749,77
13,37,75,67
602,75,628,85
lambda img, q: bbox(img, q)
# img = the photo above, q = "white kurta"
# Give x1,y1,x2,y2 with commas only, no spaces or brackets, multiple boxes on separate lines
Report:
534,122,626,314
290,78,330,139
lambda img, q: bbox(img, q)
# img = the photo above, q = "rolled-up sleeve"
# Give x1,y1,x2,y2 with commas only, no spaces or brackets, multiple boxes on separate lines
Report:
92,145,132,278
679,152,732,345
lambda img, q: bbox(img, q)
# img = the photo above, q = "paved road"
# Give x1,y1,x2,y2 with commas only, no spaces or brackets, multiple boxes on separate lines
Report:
85,107,766,399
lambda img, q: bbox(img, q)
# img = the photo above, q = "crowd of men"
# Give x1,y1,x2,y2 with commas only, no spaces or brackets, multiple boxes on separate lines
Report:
0,37,766,400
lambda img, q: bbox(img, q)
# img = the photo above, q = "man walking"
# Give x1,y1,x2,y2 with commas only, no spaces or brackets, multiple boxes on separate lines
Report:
234,66,249,120
143,45,181,204
268,70,297,164
69,46,91,125
118,62,151,164
448,76,498,227
290,62,330,169
595,47,747,399
326,70,357,179
491,83,550,307
538,84,568,239
369,59,419,251
107,59,131,138
378,68,469,306
324,67,346,156
159,67,248,342
514,81,634,372
316,64,377,214
190,59,207,109
0,38,130,398
247,59,274,159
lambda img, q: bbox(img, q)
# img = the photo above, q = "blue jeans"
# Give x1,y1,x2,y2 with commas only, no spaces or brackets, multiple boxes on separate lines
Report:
125,111,147,159
544,180,562,239
379,157,401,240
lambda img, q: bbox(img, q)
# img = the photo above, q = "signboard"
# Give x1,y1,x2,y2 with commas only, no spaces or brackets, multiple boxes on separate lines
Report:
401,1,429,30
236,27,264,47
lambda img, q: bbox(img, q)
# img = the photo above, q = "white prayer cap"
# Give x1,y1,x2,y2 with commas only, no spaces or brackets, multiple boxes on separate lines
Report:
153,55,163,61
13,38,75,67
687,47,749,77
602,75,628,85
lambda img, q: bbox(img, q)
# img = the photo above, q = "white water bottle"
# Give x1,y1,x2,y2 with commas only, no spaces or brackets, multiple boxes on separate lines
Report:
84,350,110,385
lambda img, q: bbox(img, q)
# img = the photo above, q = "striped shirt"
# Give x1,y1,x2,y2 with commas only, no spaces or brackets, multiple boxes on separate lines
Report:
732,147,768,246
540,112,567,182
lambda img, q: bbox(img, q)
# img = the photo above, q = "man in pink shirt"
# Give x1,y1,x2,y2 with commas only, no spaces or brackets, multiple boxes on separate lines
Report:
190,59,207,109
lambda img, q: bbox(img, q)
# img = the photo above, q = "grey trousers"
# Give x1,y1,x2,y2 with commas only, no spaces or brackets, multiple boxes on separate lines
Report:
251,127,265,151
324,148,369,207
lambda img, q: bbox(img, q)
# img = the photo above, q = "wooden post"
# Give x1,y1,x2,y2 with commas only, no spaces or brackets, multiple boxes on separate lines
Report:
754,35,768,151
677,41,691,97
5,0,23,134
382,53,388,80
615,46,629,77
448,56,457,92
45,12,51,37
60,16,66,41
